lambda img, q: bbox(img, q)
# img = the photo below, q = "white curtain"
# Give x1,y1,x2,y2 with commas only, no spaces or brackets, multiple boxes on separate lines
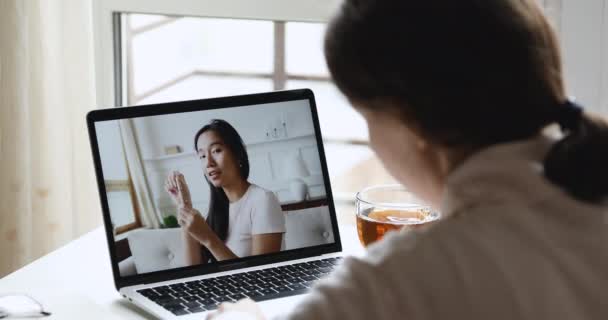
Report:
118,119,162,229
0,0,100,277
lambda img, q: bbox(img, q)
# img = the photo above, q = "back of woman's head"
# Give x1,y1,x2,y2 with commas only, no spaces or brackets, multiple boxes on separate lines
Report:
325,0,608,203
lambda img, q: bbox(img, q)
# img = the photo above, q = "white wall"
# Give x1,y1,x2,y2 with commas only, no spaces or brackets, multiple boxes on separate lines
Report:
560,0,607,113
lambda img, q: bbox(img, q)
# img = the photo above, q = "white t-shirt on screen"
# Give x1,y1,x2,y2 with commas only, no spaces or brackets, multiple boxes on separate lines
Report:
224,184,286,257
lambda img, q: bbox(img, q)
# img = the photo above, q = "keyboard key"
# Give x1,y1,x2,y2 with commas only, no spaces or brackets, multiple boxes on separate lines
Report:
214,284,233,291
227,286,247,294
199,299,217,306
196,293,216,300
286,277,305,284
273,285,293,293
301,275,318,282
173,291,190,298
270,280,289,287
205,303,219,310
137,289,156,297
256,283,274,289
228,293,246,301
297,263,317,270
325,258,343,265
188,306,206,313
259,288,278,295
317,267,333,274
242,285,258,292
250,288,308,302
170,308,190,316
244,291,264,299
274,274,294,280
209,289,228,296
214,296,234,303
184,301,201,309
214,279,229,286
245,280,264,286
182,296,199,302
151,295,175,304
169,285,187,291
161,299,184,308
305,269,322,276
154,289,173,296
288,284,307,291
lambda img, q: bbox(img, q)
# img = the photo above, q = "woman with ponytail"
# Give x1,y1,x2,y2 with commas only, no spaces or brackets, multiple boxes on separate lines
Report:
211,0,608,319
165,119,285,264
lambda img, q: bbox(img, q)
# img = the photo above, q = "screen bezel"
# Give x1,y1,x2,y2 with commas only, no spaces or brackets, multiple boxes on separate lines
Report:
86,89,342,290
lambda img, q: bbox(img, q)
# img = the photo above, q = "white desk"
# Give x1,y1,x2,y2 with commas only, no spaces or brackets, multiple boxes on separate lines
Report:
0,225,363,319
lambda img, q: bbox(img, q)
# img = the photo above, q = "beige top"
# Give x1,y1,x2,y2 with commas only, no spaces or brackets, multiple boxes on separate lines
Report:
278,134,608,320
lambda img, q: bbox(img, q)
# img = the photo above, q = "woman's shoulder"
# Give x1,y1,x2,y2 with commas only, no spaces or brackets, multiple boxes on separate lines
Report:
246,184,280,203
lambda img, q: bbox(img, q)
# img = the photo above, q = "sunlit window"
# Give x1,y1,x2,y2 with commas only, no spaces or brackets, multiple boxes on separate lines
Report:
117,14,396,222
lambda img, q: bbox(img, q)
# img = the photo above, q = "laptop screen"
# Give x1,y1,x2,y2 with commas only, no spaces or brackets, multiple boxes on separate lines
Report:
90,91,339,279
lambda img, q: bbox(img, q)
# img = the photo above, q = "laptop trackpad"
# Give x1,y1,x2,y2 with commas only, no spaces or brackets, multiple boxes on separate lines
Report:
259,294,307,318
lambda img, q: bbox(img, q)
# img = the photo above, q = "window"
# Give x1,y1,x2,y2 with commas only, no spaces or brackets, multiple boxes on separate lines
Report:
105,179,141,234
116,13,384,224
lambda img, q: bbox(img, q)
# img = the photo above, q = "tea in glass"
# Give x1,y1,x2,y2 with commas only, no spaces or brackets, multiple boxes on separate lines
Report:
355,185,440,247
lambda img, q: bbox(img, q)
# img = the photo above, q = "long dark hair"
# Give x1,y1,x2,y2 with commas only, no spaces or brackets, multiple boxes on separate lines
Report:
194,119,250,242
325,0,608,203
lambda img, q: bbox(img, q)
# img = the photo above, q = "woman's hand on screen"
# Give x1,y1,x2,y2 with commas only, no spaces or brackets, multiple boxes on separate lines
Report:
178,207,212,244
164,171,193,209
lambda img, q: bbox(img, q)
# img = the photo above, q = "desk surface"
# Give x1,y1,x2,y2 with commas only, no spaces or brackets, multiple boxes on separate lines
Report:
0,225,363,319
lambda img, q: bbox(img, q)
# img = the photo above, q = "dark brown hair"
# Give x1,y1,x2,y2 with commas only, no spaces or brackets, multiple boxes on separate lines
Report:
194,119,249,243
325,0,608,203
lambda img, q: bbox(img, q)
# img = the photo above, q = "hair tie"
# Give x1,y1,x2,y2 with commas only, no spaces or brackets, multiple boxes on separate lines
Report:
556,99,583,132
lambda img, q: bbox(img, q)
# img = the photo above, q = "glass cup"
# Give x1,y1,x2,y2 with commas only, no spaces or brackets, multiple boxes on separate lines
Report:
355,184,440,247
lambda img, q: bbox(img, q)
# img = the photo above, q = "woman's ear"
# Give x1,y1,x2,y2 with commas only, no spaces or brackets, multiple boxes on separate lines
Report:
414,134,429,152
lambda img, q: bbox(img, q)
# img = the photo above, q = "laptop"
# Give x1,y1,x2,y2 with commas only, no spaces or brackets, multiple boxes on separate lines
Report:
87,89,343,319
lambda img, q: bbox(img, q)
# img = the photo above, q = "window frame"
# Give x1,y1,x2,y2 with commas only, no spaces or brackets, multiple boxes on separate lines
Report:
122,17,333,105
104,179,142,234
93,0,607,113
92,0,341,109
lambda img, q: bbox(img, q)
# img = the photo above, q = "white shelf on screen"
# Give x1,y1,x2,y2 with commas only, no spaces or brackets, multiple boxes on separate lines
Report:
143,133,316,162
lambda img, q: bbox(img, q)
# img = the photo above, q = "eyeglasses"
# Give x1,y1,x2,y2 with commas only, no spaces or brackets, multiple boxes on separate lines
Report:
0,294,51,319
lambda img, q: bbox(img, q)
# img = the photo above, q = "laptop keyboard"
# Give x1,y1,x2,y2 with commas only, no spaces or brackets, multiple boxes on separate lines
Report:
136,257,342,316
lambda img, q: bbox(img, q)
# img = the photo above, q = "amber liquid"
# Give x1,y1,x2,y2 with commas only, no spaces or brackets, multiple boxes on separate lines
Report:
356,209,435,247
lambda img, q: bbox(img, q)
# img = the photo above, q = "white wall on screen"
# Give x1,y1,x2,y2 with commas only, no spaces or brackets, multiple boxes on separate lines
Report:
95,121,129,180
132,99,315,159
95,121,137,227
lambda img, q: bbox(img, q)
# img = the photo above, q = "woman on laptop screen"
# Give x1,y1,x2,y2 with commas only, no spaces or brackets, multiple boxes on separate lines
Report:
164,119,285,264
